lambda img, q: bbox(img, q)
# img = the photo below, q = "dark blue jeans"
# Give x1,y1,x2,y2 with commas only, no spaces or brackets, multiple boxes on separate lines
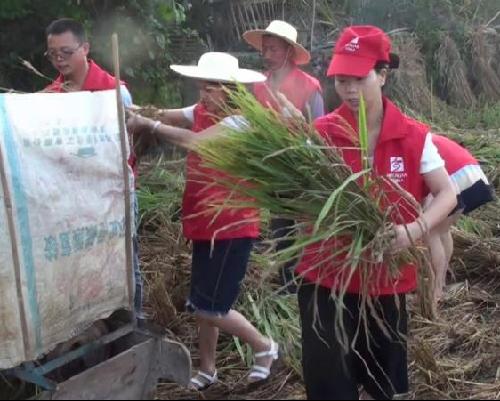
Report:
187,238,254,316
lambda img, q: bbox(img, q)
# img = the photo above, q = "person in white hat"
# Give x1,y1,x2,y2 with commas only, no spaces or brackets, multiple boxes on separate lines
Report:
244,20,325,295
127,52,279,391
244,20,324,120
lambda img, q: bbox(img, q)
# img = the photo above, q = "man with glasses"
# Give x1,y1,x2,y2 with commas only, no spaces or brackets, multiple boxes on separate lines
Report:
44,18,132,103
43,18,141,319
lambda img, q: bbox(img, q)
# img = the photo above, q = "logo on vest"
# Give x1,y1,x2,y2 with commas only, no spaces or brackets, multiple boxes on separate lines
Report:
389,157,407,183
390,157,405,172
345,37,360,52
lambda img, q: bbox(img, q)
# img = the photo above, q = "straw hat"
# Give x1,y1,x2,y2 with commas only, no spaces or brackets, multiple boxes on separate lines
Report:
170,52,266,84
243,20,311,65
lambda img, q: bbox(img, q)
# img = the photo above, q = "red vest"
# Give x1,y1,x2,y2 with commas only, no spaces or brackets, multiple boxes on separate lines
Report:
254,67,322,112
432,134,478,175
296,98,430,295
45,60,124,92
182,105,260,241
45,60,137,175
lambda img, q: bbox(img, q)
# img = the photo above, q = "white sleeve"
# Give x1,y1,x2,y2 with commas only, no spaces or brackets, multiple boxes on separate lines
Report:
120,85,133,107
181,105,196,124
420,132,445,174
220,115,250,132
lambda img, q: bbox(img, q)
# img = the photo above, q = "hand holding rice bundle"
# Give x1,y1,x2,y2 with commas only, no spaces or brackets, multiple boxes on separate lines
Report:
197,86,434,313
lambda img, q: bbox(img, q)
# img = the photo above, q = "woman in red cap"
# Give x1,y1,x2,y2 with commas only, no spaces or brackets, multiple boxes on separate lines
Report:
294,26,457,400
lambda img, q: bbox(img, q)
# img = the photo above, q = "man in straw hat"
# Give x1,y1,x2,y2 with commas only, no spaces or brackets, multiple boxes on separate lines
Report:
127,52,279,391
244,20,324,294
292,26,457,400
244,20,324,120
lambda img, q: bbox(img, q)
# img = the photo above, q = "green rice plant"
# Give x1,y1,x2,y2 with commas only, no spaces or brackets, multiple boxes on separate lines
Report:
196,86,433,345
358,94,370,172
456,214,494,238
137,157,185,229
235,287,302,374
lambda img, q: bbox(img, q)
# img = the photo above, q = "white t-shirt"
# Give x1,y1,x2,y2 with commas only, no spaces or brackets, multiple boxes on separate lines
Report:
182,105,444,175
420,132,445,174
182,104,196,123
181,105,248,131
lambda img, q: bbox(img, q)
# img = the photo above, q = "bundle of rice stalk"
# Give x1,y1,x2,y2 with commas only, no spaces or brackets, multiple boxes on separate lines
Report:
385,33,439,117
436,35,476,108
451,228,500,283
196,87,434,333
468,202,500,237
470,26,500,101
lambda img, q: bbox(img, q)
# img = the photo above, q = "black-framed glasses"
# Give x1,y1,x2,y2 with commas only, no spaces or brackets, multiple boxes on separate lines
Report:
44,44,83,61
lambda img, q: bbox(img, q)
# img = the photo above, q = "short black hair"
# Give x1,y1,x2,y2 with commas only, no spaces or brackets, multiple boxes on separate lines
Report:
46,18,87,43
375,61,390,72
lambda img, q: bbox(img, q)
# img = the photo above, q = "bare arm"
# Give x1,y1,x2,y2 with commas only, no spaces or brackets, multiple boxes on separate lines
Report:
127,113,224,150
393,167,457,250
128,105,194,128
420,167,457,231
155,108,193,128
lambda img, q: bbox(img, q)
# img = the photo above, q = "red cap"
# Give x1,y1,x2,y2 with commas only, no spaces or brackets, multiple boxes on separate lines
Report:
327,25,399,77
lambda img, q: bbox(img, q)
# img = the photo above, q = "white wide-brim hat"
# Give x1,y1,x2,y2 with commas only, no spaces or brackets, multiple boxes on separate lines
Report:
170,52,266,84
243,20,311,65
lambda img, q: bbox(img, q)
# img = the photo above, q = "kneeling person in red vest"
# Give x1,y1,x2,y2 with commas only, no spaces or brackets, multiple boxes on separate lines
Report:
425,134,495,303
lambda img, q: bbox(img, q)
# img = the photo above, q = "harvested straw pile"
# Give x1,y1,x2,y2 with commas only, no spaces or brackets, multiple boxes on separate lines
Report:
385,33,438,116
470,27,500,101
451,228,500,284
409,281,500,400
436,35,476,108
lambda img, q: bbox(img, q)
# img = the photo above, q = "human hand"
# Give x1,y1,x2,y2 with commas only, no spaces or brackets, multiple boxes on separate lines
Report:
126,110,157,136
276,92,304,120
389,221,425,253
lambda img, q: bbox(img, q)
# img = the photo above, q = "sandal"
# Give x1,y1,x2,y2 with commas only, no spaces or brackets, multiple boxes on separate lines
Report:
188,370,218,391
248,340,279,383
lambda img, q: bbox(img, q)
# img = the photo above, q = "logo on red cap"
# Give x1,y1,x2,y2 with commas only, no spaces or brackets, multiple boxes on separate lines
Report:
327,25,399,77
345,37,360,53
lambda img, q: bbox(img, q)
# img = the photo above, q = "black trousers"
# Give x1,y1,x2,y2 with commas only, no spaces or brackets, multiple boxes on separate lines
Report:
298,284,409,400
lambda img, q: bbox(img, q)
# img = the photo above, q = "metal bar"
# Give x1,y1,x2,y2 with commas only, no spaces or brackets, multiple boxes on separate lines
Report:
10,324,134,391
34,324,135,376
12,363,57,391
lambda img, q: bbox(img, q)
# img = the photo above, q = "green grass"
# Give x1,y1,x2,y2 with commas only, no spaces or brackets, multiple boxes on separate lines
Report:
462,101,500,130
136,157,185,228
